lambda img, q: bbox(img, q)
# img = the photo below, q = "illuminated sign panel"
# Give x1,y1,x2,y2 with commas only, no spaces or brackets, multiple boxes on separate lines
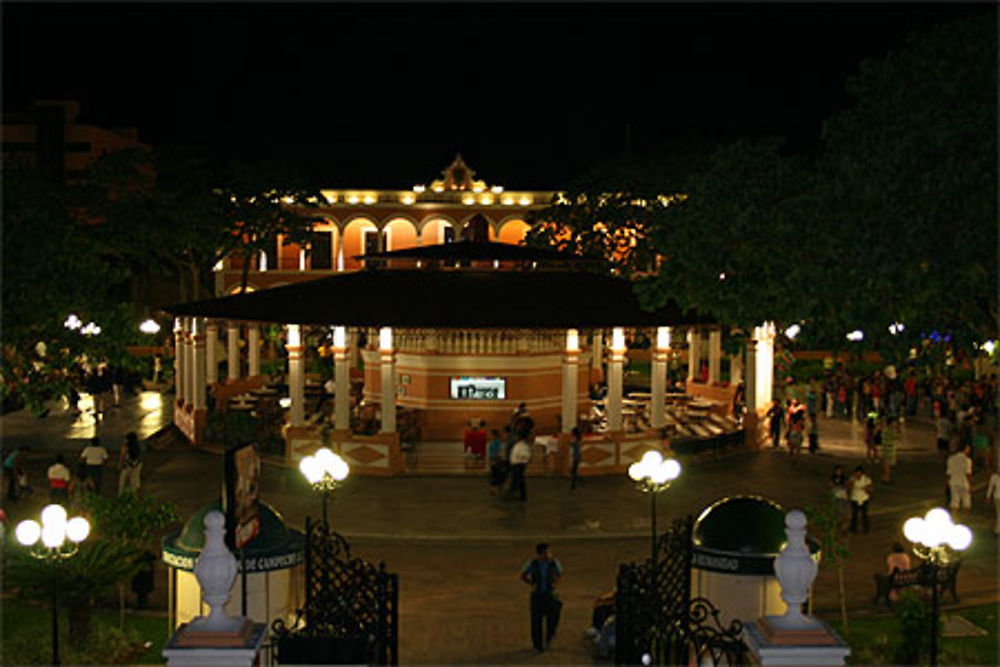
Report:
450,377,506,400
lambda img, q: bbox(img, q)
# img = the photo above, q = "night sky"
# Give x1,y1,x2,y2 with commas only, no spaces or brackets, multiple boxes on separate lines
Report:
3,2,992,189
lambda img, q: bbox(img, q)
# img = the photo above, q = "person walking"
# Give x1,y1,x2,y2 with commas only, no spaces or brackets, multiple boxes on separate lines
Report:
487,429,508,496
118,431,143,493
47,454,72,504
848,465,872,534
765,399,784,448
3,447,21,503
80,436,109,495
880,416,899,483
946,444,973,515
569,427,582,490
520,542,563,652
509,433,533,501
986,466,1000,536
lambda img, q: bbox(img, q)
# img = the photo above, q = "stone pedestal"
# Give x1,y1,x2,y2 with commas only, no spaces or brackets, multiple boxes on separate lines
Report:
162,622,266,667
744,617,850,666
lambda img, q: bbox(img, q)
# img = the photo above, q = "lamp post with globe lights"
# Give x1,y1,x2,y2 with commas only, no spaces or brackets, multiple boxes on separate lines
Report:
299,447,350,527
902,507,973,667
15,504,91,666
628,450,681,564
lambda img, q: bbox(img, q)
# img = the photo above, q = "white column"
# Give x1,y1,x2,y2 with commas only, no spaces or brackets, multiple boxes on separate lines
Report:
379,327,396,433
247,325,260,377
651,326,670,429
708,328,722,384
174,318,186,404
753,322,776,412
184,318,196,406
746,337,758,414
227,322,240,381
561,329,580,433
287,325,305,427
205,324,218,386
192,318,207,410
333,326,350,431
607,327,626,432
687,329,701,382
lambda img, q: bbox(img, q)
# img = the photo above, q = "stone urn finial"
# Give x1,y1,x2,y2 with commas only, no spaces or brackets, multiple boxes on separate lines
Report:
189,510,244,633
772,509,819,629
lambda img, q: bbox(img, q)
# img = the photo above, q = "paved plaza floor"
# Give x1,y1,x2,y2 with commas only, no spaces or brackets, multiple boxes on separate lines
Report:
2,391,998,664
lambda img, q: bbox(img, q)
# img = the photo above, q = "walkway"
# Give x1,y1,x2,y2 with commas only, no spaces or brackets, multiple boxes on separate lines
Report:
2,394,996,664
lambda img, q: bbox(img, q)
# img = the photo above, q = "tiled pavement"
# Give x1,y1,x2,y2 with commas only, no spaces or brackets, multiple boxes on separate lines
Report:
2,393,997,664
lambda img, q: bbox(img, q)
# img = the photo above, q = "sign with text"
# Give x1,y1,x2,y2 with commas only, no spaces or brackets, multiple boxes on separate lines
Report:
450,376,506,400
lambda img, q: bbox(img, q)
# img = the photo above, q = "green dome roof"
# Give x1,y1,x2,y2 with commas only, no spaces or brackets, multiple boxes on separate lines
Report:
693,496,787,555
162,499,305,572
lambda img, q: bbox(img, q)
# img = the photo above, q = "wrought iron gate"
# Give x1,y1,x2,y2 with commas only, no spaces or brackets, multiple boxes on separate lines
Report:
272,518,398,665
615,515,748,666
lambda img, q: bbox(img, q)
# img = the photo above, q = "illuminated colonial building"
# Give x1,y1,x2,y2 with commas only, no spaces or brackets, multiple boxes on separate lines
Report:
216,154,557,295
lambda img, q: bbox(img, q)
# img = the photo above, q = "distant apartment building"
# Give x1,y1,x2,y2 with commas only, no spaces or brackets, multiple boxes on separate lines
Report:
2,99,146,181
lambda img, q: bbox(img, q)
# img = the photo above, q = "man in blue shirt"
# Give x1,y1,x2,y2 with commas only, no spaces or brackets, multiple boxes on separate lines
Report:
520,542,563,652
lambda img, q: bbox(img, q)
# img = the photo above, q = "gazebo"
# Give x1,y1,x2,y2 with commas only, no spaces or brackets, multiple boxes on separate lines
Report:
165,240,774,475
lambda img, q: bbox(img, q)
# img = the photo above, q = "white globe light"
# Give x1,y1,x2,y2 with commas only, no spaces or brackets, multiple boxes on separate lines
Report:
330,456,350,482
947,524,972,551
41,504,68,530
139,319,161,334
924,508,952,536
41,523,66,549
903,517,925,544
628,462,645,482
784,324,801,340
15,520,41,546
299,457,323,484
662,459,681,481
640,450,663,467
650,465,670,485
315,448,337,471
65,517,90,543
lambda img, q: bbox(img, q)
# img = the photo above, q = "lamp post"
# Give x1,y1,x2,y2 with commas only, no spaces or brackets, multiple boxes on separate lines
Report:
628,450,681,564
15,504,91,666
902,507,972,667
299,447,350,526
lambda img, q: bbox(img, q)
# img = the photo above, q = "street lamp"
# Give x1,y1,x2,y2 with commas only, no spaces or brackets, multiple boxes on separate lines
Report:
628,450,681,563
15,504,91,666
902,507,972,667
299,447,350,526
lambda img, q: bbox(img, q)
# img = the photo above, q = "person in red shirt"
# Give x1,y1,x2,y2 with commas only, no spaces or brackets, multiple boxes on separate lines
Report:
463,419,487,461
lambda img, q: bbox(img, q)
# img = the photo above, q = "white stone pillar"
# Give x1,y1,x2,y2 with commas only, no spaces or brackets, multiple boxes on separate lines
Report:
205,324,218,386
651,326,670,429
192,318,207,410
333,326,350,431
746,337,758,414
184,318,196,406
607,327,626,432
287,325,305,427
708,328,722,384
379,327,396,433
561,329,580,433
687,329,701,382
227,322,240,381
752,322,776,413
174,318,186,404
247,325,260,378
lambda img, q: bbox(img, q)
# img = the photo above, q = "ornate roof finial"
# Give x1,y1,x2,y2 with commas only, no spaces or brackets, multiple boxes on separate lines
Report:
442,153,475,191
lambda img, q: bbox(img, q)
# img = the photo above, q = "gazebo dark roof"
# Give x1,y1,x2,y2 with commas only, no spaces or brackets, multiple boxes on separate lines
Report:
358,239,604,265
166,268,708,329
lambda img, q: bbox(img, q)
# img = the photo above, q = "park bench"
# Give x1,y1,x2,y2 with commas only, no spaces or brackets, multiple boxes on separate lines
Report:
872,560,961,608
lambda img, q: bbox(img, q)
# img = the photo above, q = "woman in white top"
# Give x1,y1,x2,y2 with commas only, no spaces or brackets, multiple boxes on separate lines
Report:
986,467,1000,535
